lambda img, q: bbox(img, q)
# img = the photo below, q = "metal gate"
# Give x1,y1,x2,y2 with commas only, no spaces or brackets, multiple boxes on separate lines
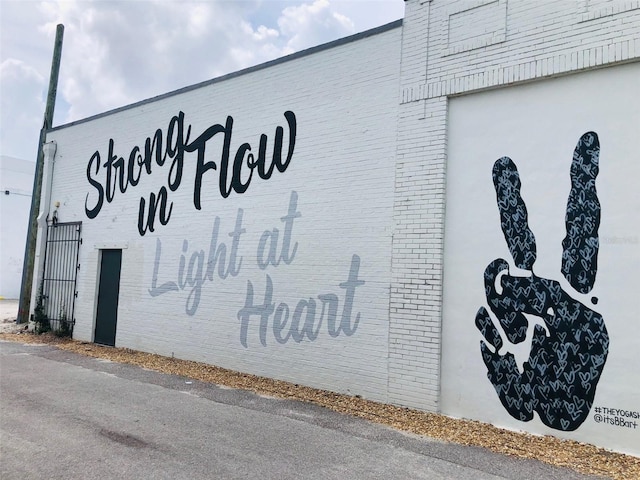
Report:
39,221,82,335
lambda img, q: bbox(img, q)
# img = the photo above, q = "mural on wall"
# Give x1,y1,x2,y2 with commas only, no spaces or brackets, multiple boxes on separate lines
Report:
82,109,369,350
84,110,297,236
475,132,609,431
148,190,366,347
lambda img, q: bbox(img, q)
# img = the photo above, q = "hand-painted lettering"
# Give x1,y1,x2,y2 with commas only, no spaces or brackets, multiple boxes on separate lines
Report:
85,111,297,236
148,208,245,315
237,254,364,347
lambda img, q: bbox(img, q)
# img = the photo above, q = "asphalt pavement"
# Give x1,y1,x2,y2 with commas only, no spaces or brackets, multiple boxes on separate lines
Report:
0,340,605,480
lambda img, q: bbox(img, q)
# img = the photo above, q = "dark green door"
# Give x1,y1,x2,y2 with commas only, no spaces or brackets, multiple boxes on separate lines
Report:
94,249,122,346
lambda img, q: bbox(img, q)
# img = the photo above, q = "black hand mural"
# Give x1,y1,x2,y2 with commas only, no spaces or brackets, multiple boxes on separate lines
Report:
475,132,609,432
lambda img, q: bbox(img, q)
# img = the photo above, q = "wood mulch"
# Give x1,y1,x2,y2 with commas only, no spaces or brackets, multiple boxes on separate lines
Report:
2,331,638,479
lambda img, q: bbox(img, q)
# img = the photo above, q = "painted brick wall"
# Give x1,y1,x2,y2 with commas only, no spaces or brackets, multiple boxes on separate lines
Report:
41,24,402,403
32,1,640,453
390,0,640,411
442,61,640,456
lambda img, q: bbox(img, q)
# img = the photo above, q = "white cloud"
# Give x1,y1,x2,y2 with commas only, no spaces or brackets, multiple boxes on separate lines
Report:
0,0,404,160
0,59,46,161
278,0,355,53
245,22,280,42
35,0,287,120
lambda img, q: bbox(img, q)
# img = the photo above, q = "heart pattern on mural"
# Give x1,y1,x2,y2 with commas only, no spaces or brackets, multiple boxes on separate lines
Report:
475,132,609,432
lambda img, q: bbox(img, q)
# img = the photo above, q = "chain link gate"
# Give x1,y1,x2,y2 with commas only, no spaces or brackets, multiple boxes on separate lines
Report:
38,221,82,335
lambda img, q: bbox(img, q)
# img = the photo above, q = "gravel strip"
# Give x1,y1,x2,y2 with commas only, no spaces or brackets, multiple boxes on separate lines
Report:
2,331,637,479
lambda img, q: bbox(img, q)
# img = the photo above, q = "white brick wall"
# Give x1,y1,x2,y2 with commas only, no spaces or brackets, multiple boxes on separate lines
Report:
442,61,640,456
0,157,35,299
40,25,402,403
32,1,640,451
390,0,640,411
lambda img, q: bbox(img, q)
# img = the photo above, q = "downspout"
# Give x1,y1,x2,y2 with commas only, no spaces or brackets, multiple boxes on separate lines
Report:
29,140,57,320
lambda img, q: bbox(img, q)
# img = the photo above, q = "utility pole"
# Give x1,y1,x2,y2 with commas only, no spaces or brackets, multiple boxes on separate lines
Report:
17,24,64,324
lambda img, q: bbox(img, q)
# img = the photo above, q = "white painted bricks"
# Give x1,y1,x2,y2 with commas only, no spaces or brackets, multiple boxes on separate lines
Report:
43,26,403,404
390,0,640,411
34,0,640,426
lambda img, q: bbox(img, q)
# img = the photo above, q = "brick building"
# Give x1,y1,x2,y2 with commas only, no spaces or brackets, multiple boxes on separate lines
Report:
32,0,640,455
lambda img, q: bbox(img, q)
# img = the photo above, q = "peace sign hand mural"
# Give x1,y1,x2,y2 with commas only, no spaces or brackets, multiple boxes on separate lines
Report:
475,132,609,432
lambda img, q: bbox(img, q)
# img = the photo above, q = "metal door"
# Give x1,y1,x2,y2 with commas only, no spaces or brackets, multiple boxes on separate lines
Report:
94,249,122,346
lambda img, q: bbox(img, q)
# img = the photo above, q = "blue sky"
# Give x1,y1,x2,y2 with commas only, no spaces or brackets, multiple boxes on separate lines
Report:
0,0,404,162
